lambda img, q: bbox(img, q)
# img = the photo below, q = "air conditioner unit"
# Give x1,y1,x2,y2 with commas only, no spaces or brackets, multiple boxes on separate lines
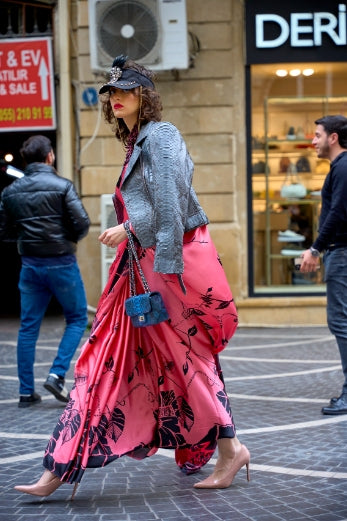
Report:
100,194,118,290
89,0,188,72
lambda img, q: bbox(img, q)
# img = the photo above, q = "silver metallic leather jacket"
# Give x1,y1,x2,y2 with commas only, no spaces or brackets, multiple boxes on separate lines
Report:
121,121,209,274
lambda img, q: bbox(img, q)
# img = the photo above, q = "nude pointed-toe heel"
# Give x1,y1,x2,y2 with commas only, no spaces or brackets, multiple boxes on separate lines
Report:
193,444,251,489
14,470,62,498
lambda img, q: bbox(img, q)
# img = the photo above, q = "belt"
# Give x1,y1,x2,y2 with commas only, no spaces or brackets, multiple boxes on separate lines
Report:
327,243,347,251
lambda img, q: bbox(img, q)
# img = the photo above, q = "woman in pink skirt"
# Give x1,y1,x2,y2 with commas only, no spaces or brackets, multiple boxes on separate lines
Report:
15,56,250,499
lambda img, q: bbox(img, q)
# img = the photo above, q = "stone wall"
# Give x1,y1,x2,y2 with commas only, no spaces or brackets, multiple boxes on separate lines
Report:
71,0,247,309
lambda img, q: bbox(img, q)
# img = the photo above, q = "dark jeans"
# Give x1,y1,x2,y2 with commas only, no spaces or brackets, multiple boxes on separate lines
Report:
324,247,347,394
17,260,88,395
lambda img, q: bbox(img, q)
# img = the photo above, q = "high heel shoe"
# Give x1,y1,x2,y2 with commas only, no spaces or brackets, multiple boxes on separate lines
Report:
14,469,63,498
193,443,250,489
70,482,79,500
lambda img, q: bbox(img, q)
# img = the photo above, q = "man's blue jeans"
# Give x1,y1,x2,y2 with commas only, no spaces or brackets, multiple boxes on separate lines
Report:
17,259,88,395
324,247,347,394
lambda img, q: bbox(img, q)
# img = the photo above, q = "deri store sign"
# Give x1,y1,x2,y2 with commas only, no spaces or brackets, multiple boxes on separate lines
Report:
246,1,347,63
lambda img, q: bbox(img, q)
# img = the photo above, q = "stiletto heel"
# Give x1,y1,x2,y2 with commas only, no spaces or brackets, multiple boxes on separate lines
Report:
70,482,79,501
14,470,62,497
194,443,250,489
246,461,250,482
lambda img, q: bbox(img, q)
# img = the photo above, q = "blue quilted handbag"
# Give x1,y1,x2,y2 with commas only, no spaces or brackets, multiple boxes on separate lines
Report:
125,292,169,327
124,221,169,328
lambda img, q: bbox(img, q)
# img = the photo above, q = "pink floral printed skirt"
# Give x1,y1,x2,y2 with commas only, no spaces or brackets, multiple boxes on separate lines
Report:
43,225,238,482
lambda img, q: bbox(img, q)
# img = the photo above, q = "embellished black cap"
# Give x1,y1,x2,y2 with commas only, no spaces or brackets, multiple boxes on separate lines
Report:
99,55,155,94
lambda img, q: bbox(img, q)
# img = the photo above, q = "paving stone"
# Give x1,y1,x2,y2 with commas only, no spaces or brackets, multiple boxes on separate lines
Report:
1,317,347,520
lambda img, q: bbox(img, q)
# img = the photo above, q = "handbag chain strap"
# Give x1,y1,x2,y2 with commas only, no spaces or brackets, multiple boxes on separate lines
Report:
124,220,150,296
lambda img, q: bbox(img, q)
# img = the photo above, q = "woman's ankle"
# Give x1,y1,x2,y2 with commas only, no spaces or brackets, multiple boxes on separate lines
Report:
217,437,242,460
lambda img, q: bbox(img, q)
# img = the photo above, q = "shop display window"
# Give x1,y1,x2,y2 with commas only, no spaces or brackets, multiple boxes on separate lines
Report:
249,63,347,295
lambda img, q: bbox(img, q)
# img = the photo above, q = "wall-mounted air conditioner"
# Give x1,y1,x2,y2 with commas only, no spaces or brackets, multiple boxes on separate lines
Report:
100,194,118,290
89,0,188,72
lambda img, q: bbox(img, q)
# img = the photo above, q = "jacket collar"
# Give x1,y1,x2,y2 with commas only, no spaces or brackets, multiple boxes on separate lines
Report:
25,162,56,176
123,122,156,181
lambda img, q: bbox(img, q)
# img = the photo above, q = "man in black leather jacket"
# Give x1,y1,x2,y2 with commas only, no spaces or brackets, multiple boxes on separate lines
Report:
0,135,90,407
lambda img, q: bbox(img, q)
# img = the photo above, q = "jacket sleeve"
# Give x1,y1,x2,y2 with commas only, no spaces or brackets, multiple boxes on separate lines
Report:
145,122,192,274
0,196,17,242
63,182,90,242
312,165,347,251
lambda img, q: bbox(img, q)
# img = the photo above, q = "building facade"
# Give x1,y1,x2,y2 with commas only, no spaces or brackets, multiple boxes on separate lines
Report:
3,0,346,325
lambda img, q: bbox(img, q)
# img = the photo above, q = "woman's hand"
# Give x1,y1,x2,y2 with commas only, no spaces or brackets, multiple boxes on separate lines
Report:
98,224,127,248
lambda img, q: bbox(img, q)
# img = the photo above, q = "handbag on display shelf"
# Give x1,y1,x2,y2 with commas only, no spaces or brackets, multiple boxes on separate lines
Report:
280,164,307,199
124,221,169,328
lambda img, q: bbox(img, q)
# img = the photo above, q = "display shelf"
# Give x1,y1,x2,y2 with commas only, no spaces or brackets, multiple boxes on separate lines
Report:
267,139,313,145
251,95,347,289
271,254,302,259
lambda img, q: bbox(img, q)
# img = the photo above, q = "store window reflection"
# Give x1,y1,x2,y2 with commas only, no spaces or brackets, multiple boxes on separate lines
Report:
250,63,347,294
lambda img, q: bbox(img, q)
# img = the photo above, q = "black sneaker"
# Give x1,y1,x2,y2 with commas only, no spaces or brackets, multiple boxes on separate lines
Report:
43,375,69,403
18,392,42,408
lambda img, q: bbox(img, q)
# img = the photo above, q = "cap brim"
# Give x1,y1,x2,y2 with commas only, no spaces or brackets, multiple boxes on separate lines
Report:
99,81,141,94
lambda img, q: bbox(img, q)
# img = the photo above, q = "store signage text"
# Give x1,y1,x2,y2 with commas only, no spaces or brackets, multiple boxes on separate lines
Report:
256,4,347,48
0,37,56,132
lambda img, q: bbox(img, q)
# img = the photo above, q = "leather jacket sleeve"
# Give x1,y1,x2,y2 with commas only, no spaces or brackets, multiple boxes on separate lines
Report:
0,199,17,241
63,182,90,242
143,122,193,274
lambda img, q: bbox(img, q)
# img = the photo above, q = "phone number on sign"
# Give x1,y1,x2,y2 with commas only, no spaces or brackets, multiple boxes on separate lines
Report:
0,106,53,123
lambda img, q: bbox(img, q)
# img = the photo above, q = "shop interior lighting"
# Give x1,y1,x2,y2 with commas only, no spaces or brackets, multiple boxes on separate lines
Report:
276,69,288,77
289,69,301,77
276,68,315,78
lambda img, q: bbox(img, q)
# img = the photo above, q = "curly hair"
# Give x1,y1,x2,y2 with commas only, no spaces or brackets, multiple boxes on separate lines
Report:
99,59,162,145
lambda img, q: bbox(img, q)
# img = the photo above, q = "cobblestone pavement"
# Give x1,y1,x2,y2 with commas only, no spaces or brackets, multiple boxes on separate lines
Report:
1,316,347,521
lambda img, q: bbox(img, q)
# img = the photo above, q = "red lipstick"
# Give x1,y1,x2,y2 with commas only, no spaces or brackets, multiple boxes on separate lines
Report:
113,103,123,109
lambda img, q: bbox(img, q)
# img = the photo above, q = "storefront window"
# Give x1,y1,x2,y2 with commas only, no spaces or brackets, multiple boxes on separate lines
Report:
250,62,347,294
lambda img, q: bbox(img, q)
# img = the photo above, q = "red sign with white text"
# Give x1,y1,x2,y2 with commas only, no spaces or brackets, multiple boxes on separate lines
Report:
0,37,56,131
